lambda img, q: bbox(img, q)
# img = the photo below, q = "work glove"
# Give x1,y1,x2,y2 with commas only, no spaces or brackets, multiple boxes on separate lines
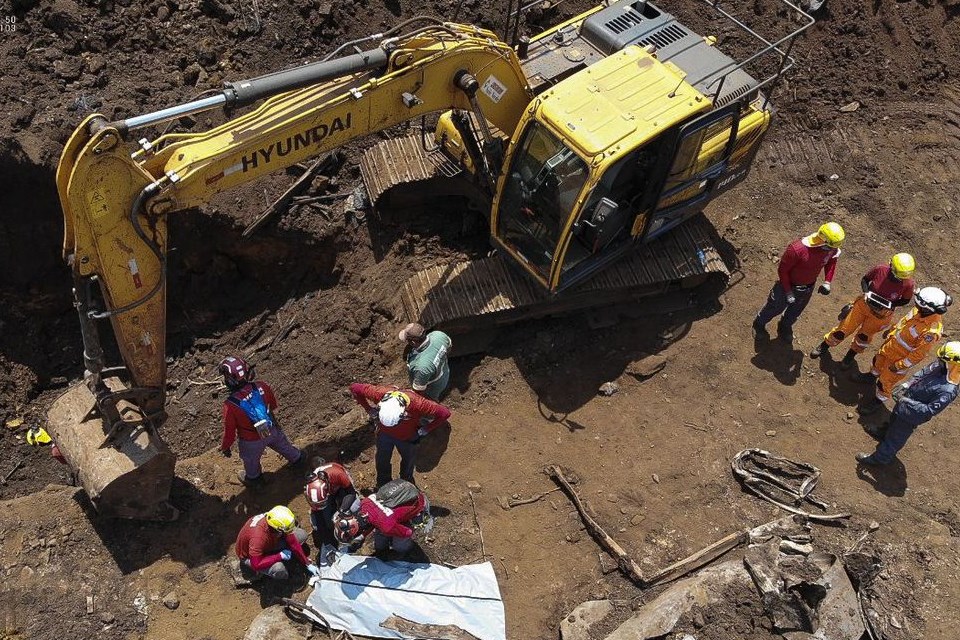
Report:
818,282,831,295
279,549,292,561
220,448,232,458
786,292,797,305
892,385,908,403
306,563,321,578
417,427,428,438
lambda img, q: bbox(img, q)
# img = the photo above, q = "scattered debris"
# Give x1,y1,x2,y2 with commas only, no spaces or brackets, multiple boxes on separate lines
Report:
765,429,777,437
2,459,24,484
162,592,180,610
86,595,95,614
839,100,861,112
625,354,668,380
560,600,614,640
468,490,486,561
598,382,620,396
498,487,561,509
467,480,482,492
5,417,23,429
651,474,660,484
732,449,850,521
380,614,482,640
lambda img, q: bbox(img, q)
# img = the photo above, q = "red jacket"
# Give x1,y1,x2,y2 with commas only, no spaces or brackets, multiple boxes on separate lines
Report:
863,264,914,307
349,383,451,442
221,381,277,451
777,238,839,292
360,492,426,539
235,513,308,572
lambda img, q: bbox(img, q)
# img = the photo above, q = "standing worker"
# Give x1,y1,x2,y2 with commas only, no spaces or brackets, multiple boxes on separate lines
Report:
235,505,321,581
857,287,952,414
810,253,916,369
857,342,960,466
399,322,453,401
349,383,451,488
303,458,359,563
753,222,845,342
334,479,432,558
218,356,303,486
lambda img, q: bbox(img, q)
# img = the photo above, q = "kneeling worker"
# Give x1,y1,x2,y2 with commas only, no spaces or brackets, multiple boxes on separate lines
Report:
236,505,320,581
334,479,432,557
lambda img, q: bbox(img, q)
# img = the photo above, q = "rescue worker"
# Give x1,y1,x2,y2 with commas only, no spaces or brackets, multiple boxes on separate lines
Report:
400,322,453,401
218,356,303,486
857,287,952,414
235,505,321,581
856,342,960,466
333,479,432,557
753,222,845,342
303,458,359,563
349,382,451,488
810,253,916,369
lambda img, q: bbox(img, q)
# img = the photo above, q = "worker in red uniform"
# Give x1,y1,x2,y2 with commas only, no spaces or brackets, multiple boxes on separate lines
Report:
349,383,451,487
235,505,320,581
334,479,432,557
810,253,916,369
218,356,302,486
753,222,845,343
303,458,359,562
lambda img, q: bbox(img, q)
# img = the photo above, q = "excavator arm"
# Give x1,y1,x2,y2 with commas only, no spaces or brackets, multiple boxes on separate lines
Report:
52,21,531,519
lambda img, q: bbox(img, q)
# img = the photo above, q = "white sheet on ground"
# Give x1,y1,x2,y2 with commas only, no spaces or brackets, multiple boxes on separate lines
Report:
306,554,505,640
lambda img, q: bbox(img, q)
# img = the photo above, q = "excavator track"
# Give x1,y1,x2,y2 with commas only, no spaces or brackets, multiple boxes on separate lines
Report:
399,214,731,335
360,135,463,205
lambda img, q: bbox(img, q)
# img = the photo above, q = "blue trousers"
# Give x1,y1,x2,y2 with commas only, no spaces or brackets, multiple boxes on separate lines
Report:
755,283,814,329
871,412,921,464
375,432,418,488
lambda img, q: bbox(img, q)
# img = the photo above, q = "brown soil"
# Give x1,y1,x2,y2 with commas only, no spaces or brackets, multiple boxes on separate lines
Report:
2,0,960,639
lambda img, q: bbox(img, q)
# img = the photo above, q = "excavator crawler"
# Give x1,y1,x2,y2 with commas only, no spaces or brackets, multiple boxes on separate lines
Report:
50,0,813,519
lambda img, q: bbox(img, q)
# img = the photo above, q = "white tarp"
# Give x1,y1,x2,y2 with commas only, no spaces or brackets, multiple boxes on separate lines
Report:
306,555,506,640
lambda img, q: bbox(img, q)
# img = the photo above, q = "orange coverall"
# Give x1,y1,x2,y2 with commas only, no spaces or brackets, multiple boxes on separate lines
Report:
823,297,894,353
871,308,944,401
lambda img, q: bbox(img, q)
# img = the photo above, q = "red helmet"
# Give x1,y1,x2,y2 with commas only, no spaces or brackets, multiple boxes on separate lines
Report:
219,356,254,389
304,471,331,511
334,512,367,545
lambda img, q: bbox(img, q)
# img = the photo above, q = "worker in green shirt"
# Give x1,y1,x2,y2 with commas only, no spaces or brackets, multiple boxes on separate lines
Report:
399,323,452,401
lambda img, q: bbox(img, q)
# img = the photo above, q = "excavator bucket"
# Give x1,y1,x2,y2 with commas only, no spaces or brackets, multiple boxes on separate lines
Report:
46,378,178,521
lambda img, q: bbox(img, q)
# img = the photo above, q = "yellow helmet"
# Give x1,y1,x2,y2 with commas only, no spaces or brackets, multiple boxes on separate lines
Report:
265,506,297,533
26,427,52,446
817,222,845,249
890,253,915,280
938,341,960,363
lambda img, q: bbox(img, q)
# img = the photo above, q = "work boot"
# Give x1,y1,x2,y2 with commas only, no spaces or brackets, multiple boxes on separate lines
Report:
855,452,886,465
838,350,857,371
752,319,770,339
863,422,889,441
237,470,265,487
851,370,877,384
857,398,883,416
809,341,829,359
777,323,793,343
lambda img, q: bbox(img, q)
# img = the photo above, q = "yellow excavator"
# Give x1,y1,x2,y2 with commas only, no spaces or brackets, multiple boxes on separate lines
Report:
49,0,813,519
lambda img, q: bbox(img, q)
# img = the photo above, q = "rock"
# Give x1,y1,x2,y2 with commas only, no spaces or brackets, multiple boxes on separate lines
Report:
244,605,305,640
839,100,861,112
889,615,902,629
45,0,82,33
317,1,333,16
606,493,618,503
598,381,620,396
565,532,582,543
157,5,171,20
630,514,644,526
652,473,660,484
358,452,370,463
560,600,613,640
86,54,106,75
829,173,840,181
765,430,777,437
99,612,115,624
162,592,180,610
868,520,880,531
54,57,84,81
466,480,482,492
846,411,855,420
182,62,203,86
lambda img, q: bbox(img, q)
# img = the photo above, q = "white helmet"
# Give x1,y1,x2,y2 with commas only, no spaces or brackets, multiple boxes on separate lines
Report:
915,287,952,315
378,392,408,427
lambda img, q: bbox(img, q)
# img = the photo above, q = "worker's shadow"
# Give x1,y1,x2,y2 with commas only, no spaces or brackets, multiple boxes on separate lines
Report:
818,352,870,406
856,459,907,497
750,335,803,385
416,423,451,473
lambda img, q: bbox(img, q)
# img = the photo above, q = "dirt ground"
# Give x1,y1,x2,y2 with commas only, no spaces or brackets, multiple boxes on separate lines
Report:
1,0,960,638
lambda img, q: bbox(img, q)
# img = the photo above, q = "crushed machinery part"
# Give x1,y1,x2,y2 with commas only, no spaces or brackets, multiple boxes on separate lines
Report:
732,449,850,522
400,213,730,335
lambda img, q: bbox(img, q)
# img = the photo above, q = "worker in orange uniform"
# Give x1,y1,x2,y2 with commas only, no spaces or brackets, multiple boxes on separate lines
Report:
753,222,844,343
857,286,952,414
809,253,916,369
